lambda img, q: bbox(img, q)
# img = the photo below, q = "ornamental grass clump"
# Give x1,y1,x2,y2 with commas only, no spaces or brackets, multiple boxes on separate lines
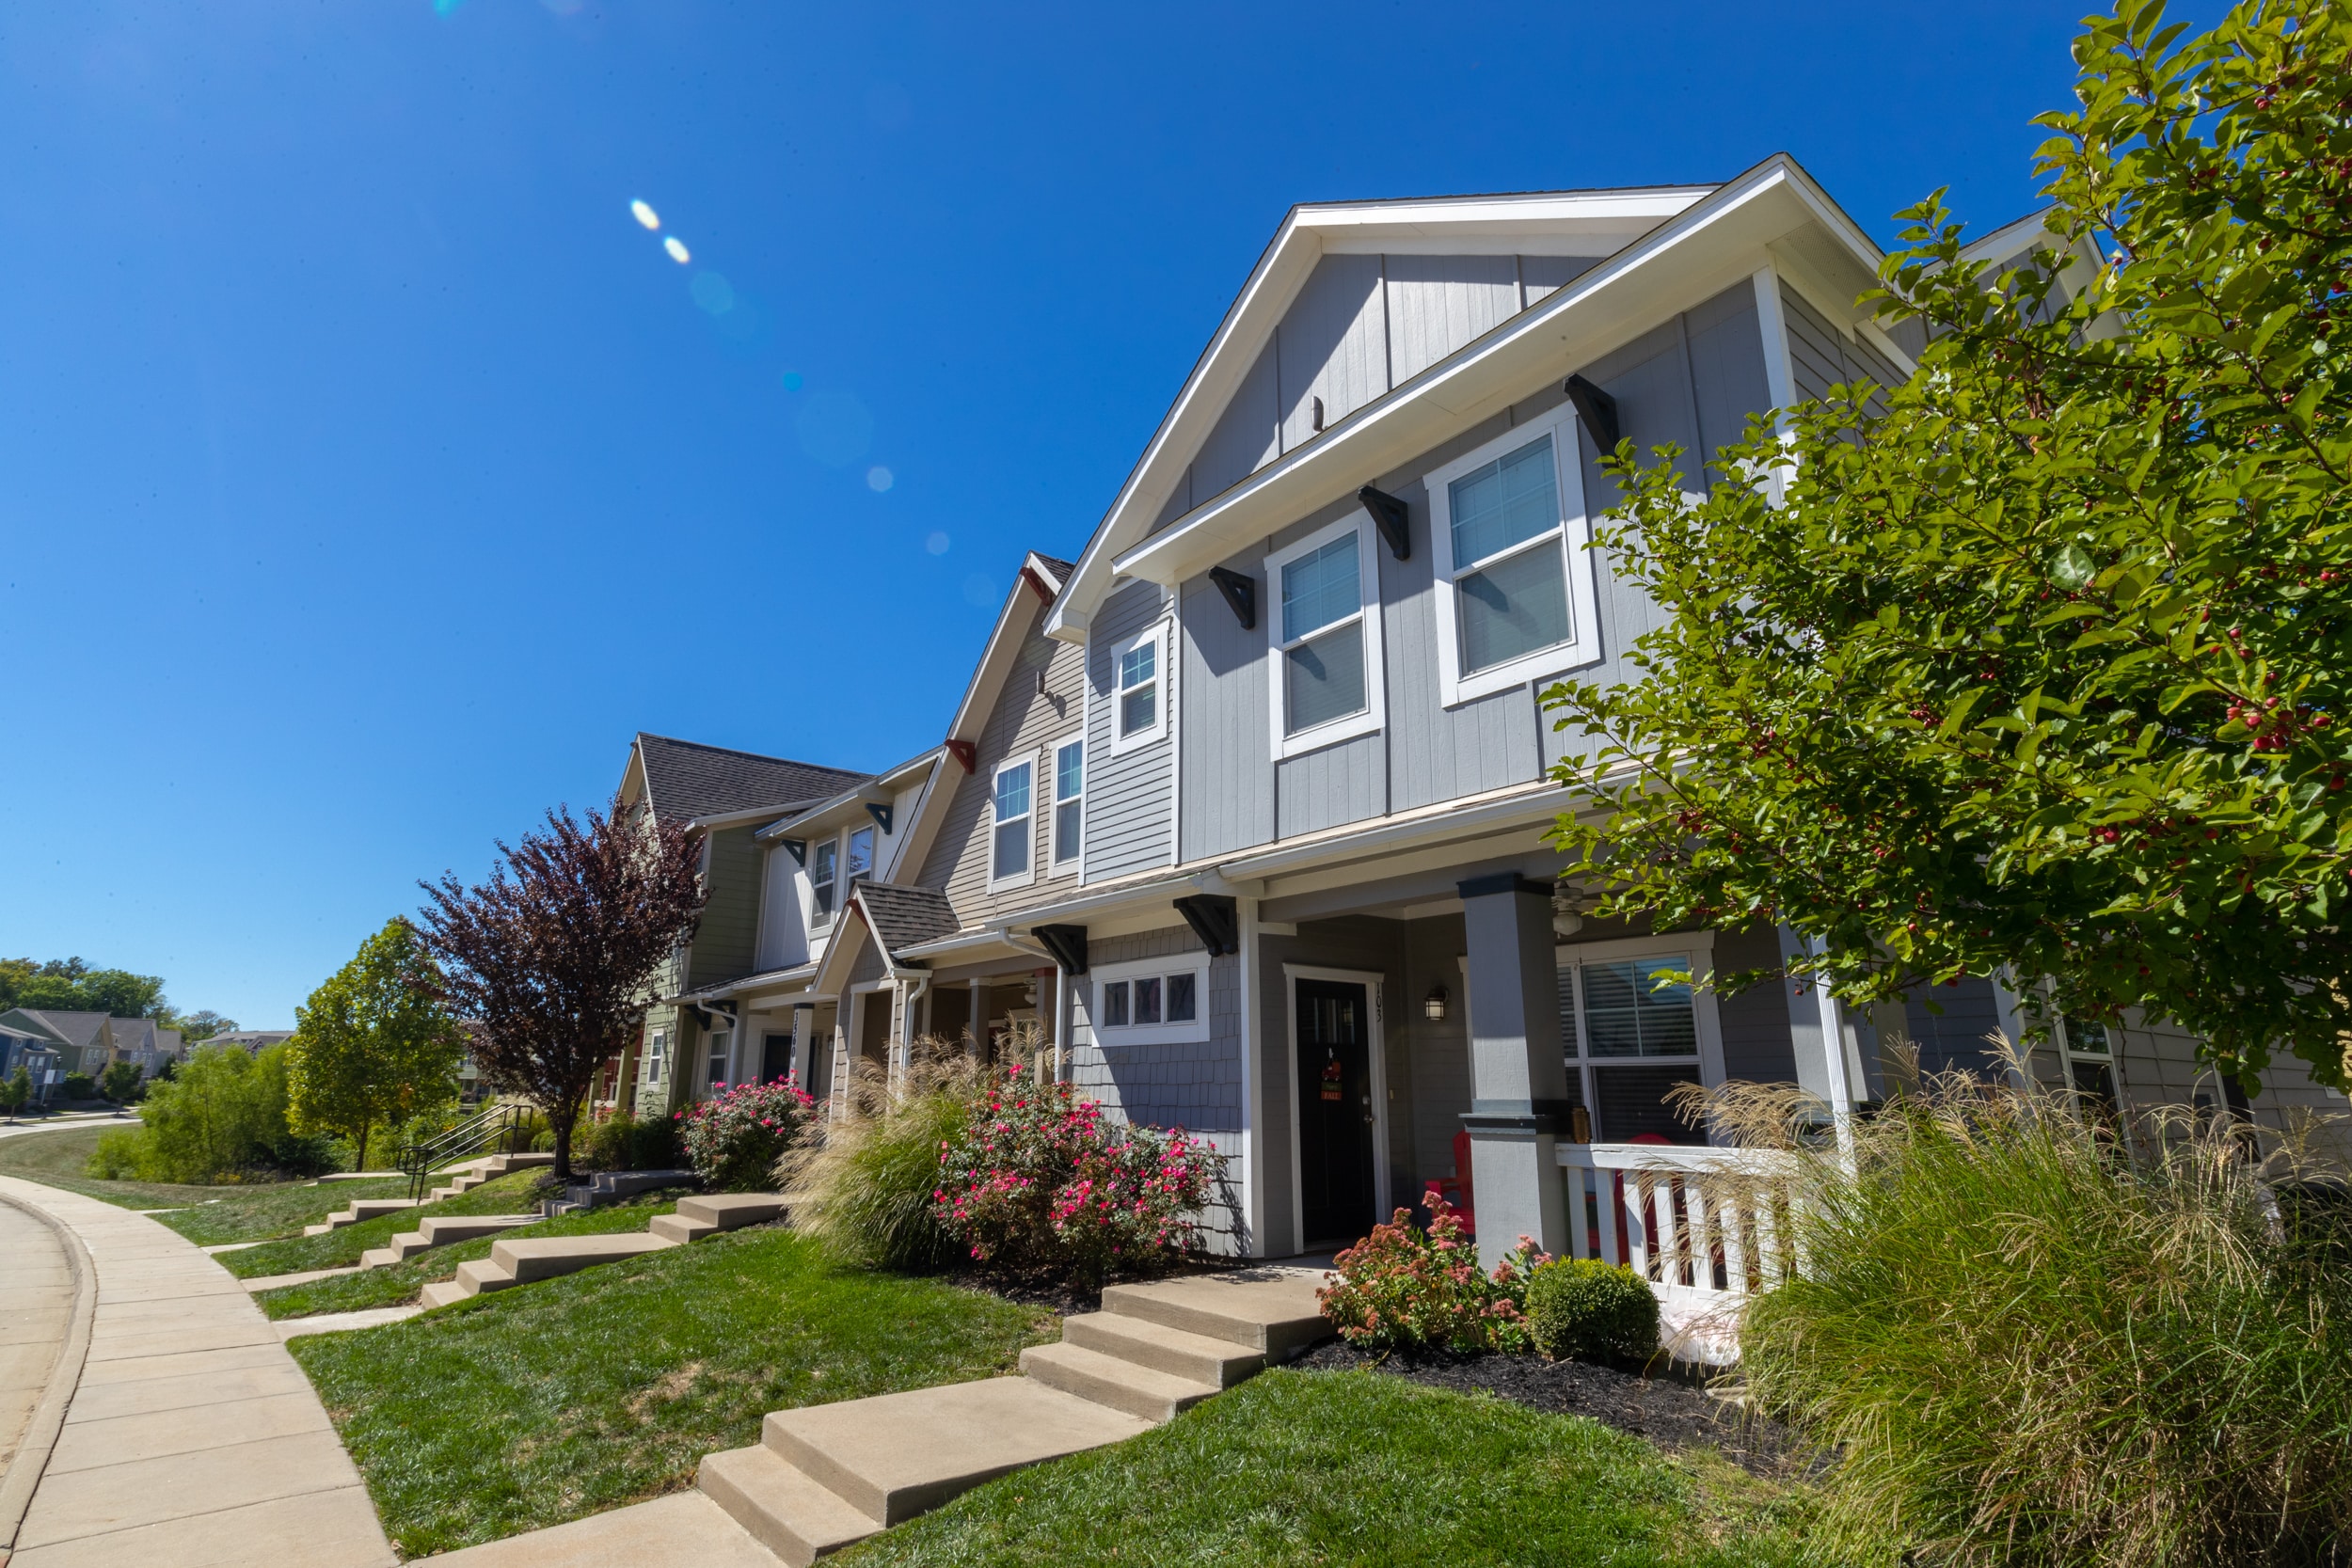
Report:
933,1062,1223,1289
1316,1193,1549,1354
676,1078,816,1190
1708,1067,2352,1568
781,1042,977,1271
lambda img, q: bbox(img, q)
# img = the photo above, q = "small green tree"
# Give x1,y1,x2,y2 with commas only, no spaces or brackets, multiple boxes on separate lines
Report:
98,1060,144,1104
1546,0,2352,1087
286,919,466,1171
1,1067,30,1119
136,1042,321,1180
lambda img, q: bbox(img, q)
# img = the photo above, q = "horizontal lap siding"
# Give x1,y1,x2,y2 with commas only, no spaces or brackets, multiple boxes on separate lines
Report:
918,606,1089,925
1084,580,1176,883
1781,282,1898,417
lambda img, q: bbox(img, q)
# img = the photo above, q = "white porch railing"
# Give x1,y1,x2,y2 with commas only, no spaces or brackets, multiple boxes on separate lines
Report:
1556,1141,1803,1364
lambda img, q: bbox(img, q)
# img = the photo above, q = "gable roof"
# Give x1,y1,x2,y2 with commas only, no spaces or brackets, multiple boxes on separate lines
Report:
1045,156,1899,630
946,550,1073,747
0,1011,75,1047
629,734,870,826
850,881,961,963
0,1010,113,1050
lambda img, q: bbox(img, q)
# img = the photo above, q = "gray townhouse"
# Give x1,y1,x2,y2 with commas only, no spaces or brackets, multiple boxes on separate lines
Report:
643,158,2346,1300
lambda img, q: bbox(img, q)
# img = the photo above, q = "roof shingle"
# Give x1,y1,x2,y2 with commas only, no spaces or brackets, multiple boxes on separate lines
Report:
850,882,961,960
634,733,869,825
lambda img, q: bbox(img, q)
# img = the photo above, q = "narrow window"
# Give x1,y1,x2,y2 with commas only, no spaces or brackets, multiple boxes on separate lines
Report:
1278,531,1368,736
847,825,875,883
810,839,838,922
1167,972,1197,1023
1101,980,1130,1027
706,1030,731,1093
1134,975,1162,1024
1445,434,1572,675
1118,638,1158,738
1053,738,1084,867
992,757,1033,881
646,1029,668,1085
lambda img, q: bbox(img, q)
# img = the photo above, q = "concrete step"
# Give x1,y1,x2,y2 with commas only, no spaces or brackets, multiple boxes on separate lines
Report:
368,1212,540,1267
678,1193,789,1230
316,1196,424,1231
490,1231,676,1285
650,1213,717,1245
1059,1311,1265,1387
699,1444,882,1566
453,1257,518,1296
418,1279,471,1309
1019,1340,1217,1424
359,1245,405,1269
1099,1268,1332,1356
761,1375,1149,1526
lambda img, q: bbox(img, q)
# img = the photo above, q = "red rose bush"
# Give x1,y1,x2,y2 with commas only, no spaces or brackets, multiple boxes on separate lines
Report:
1316,1192,1550,1354
677,1076,818,1191
933,1067,1223,1288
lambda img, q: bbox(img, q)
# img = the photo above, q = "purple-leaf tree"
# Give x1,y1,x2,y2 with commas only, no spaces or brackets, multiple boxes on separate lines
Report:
417,799,704,1181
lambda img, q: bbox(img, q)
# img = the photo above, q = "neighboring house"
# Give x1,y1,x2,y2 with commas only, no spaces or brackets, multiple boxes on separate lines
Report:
0,1018,69,1102
0,1010,117,1078
614,732,872,1115
205,1030,294,1054
103,1017,183,1079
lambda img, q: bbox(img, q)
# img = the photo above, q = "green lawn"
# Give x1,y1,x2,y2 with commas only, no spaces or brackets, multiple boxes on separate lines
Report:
220,1168,549,1280
0,1124,413,1245
840,1369,1812,1568
287,1227,1061,1557
253,1195,689,1319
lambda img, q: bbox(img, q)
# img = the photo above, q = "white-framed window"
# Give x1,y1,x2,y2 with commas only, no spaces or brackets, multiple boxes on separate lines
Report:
1264,513,1385,757
1052,737,1084,869
989,752,1038,889
847,825,875,885
706,1028,732,1094
810,837,838,926
1549,933,1724,1145
1091,953,1210,1047
1423,404,1603,707
2055,1012,2127,1120
644,1027,669,1087
1107,621,1168,753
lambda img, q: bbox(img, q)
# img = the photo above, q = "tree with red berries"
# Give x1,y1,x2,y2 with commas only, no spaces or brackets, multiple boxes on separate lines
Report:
1548,0,2352,1088
417,800,705,1180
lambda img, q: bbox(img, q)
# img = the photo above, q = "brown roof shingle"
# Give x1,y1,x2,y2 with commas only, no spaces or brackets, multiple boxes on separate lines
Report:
634,733,869,825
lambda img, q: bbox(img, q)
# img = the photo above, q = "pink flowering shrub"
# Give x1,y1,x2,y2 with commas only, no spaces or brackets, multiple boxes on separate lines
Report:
933,1067,1224,1288
1316,1192,1551,1354
676,1077,818,1191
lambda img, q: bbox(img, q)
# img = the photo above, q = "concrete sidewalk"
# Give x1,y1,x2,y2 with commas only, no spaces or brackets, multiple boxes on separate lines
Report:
0,1175,395,1568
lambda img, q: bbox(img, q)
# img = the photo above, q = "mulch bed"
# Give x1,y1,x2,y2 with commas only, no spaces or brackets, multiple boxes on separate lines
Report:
1289,1338,1805,1479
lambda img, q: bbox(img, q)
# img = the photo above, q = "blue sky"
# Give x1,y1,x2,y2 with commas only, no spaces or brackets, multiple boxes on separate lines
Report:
0,1,2151,1026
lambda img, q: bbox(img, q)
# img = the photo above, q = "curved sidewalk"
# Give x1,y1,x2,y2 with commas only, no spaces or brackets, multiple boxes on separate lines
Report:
0,1175,395,1568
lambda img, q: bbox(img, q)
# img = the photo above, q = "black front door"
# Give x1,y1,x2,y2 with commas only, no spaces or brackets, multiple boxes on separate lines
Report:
1296,978,1376,1246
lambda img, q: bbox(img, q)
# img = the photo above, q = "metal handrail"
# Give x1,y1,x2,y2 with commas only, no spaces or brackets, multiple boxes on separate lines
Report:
397,1101,528,1201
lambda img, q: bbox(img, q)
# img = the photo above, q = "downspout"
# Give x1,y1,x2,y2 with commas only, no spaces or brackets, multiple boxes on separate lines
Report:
897,971,930,1078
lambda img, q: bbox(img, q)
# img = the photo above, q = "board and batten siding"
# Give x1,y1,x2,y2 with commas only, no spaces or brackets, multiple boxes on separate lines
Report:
1154,253,1613,534
915,607,1089,926
1178,277,1774,861
1081,579,1177,883
686,825,761,989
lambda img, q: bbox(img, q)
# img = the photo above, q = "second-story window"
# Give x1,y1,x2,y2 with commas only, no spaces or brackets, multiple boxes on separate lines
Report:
1266,515,1384,757
847,825,875,885
1053,738,1083,868
1424,405,1601,707
1119,640,1156,736
991,754,1034,887
811,838,838,924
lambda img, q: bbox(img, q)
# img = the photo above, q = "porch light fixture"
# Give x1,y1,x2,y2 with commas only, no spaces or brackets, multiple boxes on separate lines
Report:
1423,984,1448,1021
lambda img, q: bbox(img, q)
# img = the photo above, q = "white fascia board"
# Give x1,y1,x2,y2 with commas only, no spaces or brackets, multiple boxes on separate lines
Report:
755,751,942,842
1960,207,2059,263
1110,159,1846,590
687,798,834,833
1306,186,1712,253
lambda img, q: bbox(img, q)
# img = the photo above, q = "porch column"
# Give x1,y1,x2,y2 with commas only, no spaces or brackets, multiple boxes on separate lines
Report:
789,1005,814,1089
1779,927,1856,1153
1457,873,1571,1269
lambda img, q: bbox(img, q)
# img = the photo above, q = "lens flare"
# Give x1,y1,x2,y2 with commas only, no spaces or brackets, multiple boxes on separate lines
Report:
866,466,895,492
630,199,660,230
925,531,950,555
780,371,804,392
961,574,997,607
690,271,737,315
663,236,691,264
